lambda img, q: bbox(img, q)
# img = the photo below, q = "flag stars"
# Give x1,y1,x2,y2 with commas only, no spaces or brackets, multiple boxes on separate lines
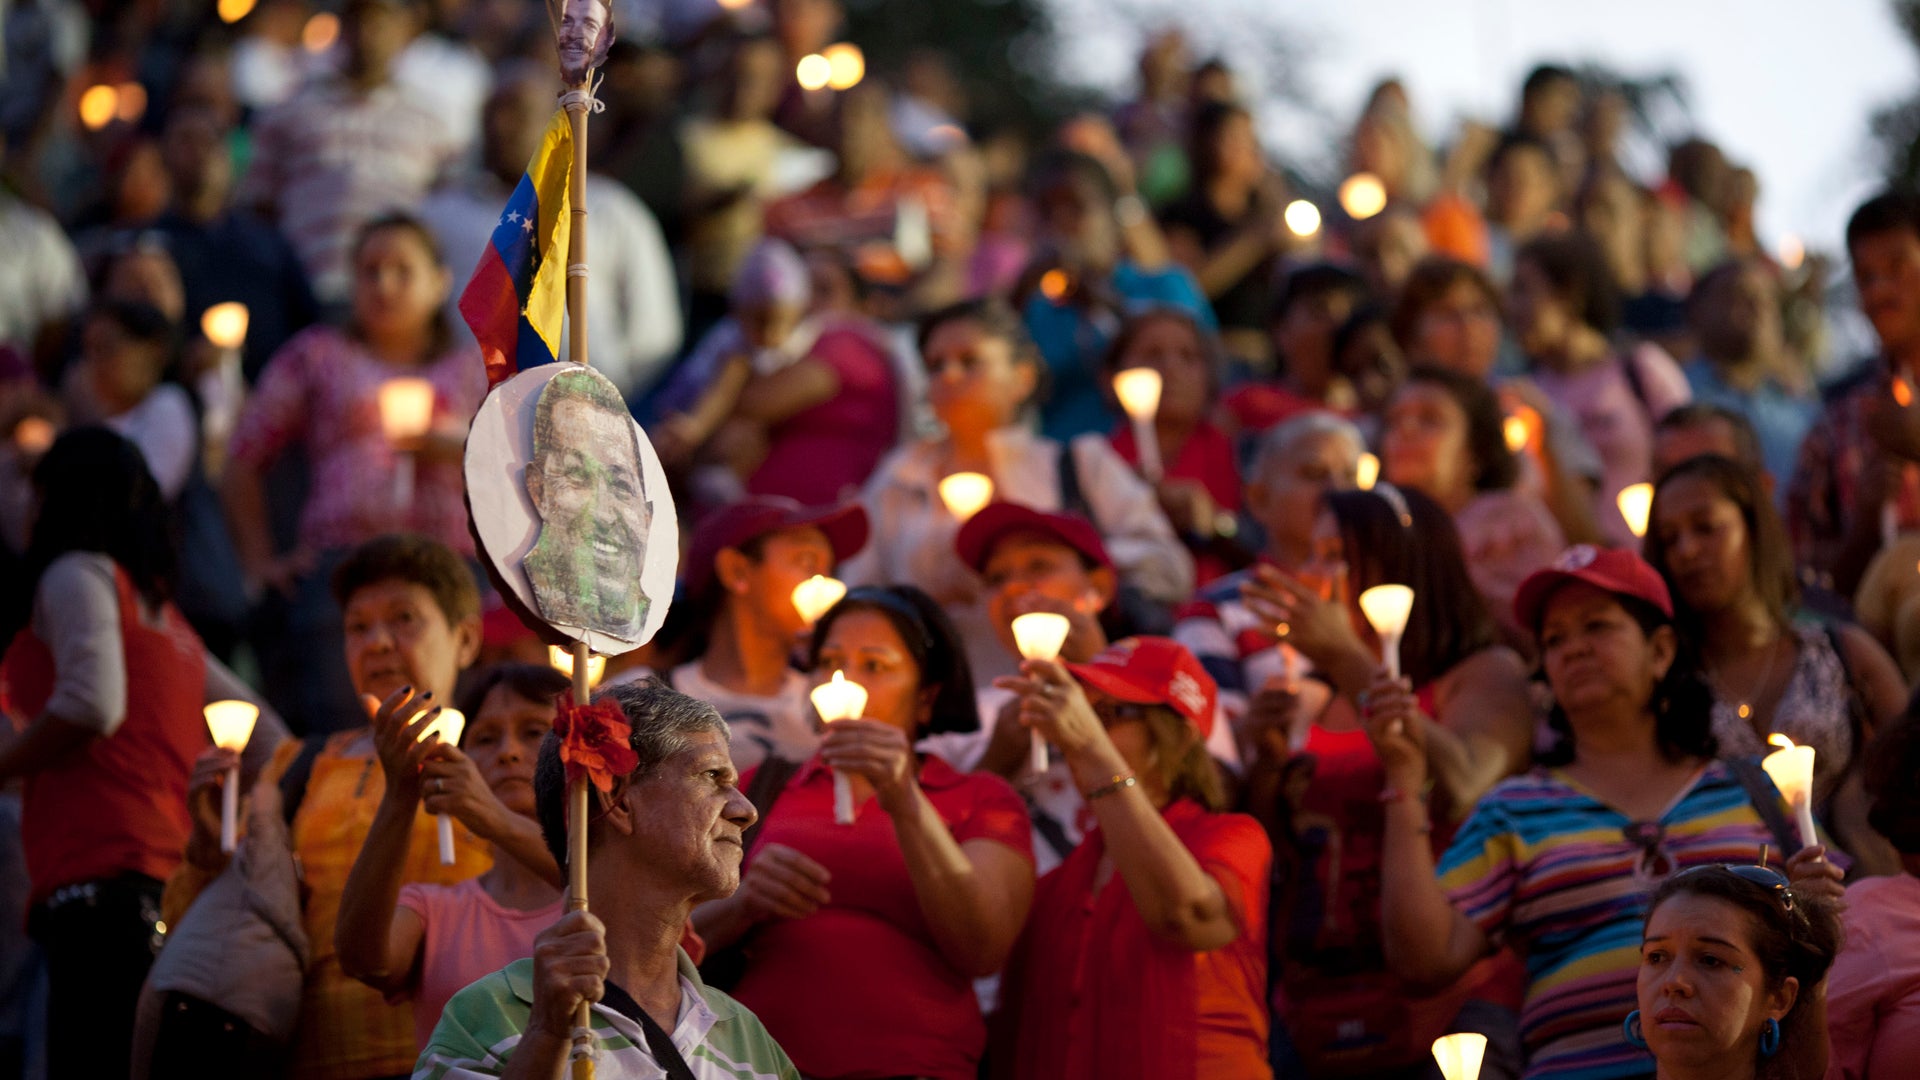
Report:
504,210,522,225
522,216,535,234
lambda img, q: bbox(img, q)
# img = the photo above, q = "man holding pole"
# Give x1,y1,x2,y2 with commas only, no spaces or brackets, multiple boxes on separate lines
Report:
412,681,798,1080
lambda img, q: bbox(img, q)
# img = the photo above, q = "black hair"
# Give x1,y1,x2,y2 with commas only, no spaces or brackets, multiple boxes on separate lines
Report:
1391,256,1503,352
1322,485,1497,688
1027,148,1119,208
1271,262,1368,325
1100,306,1225,403
1653,403,1766,476
1645,866,1842,1077
1644,454,1799,639
533,678,731,872
1516,231,1622,335
1,428,175,645
1187,99,1254,193
349,210,455,357
1535,591,1718,767
1486,131,1558,180
1521,63,1577,101
455,662,571,742
1845,189,1920,254
806,584,980,736
917,295,1049,409
1399,365,1520,493
330,533,481,625
87,299,178,352
1864,709,1920,855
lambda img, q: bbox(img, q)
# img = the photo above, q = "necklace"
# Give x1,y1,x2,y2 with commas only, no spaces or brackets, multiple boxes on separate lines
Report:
1710,632,1783,726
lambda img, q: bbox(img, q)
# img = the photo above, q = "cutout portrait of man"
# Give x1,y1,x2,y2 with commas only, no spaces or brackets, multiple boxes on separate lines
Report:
555,0,613,87
523,366,651,640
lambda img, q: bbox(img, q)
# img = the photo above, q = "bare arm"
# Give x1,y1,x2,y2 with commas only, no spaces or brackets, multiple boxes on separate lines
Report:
823,720,1035,976
1424,649,1535,820
731,358,841,427
335,688,439,994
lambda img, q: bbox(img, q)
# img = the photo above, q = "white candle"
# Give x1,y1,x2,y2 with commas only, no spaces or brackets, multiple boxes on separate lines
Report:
419,708,467,864
1761,733,1819,850
379,377,435,509
1112,367,1164,484
791,575,848,627
1432,1032,1488,1080
547,645,606,689
937,472,994,522
204,700,260,853
1011,612,1071,774
1358,584,1415,681
810,672,869,825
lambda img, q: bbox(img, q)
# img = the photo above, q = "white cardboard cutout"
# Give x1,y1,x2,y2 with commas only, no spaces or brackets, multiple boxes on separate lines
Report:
466,364,677,655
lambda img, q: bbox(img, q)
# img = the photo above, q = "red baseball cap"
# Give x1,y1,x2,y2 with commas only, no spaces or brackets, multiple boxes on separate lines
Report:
954,503,1113,574
683,497,869,597
1066,636,1217,738
1512,544,1674,632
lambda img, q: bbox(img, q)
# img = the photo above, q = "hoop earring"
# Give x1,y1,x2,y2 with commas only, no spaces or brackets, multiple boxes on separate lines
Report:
1759,1017,1781,1057
1623,1010,1647,1050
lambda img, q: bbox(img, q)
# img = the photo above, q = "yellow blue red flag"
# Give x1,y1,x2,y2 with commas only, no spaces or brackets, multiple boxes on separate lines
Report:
458,109,571,385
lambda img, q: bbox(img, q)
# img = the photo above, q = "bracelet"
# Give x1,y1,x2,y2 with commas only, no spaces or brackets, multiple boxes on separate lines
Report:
1083,772,1137,801
1378,781,1434,803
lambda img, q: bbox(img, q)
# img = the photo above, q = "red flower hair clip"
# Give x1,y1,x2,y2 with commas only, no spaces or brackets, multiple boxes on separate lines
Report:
554,697,639,793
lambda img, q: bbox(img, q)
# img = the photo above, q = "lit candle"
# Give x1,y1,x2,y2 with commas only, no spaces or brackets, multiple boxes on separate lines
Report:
1358,584,1415,680
379,377,435,509
1356,453,1380,491
547,645,606,689
1284,200,1321,239
1617,482,1654,539
419,708,467,864
203,700,260,853
1339,172,1388,220
1112,367,1164,484
201,302,250,351
198,303,251,456
810,671,869,825
791,575,847,627
1432,1032,1488,1080
937,472,994,522
1011,612,1071,774
1761,733,1818,850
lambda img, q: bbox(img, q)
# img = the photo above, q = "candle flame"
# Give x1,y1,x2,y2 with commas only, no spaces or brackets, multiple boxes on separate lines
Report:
1616,482,1655,538
791,575,847,626
201,302,250,350
1768,732,1796,750
378,377,436,441
1896,378,1913,408
1358,583,1414,638
1112,367,1163,422
810,670,869,722
203,700,260,752
1284,199,1321,238
548,646,607,689
1432,1032,1488,1080
937,472,994,521
1339,172,1388,220
419,708,466,746
1355,453,1380,491
1011,611,1071,661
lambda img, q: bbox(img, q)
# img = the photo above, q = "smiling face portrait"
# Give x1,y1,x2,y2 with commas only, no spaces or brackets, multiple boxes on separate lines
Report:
555,0,612,85
523,366,652,641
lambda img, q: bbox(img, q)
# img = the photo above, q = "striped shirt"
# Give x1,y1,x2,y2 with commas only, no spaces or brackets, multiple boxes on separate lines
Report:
1437,761,1783,1080
416,952,799,1080
1173,564,1298,735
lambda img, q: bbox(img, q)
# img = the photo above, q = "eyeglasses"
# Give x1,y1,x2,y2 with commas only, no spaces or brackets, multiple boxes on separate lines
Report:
1672,863,1795,912
1622,821,1676,880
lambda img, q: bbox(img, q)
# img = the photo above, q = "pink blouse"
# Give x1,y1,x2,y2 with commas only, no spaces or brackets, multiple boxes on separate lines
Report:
230,326,487,556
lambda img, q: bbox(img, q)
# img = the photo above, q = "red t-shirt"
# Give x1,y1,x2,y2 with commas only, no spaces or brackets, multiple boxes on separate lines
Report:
1221,385,1346,436
2,565,207,905
999,800,1273,1080
732,754,1034,1079
746,321,900,506
1109,421,1243,585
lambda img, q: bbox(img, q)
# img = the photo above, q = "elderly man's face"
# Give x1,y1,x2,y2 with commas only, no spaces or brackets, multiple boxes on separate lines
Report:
626,731,756,900
556,0,608,82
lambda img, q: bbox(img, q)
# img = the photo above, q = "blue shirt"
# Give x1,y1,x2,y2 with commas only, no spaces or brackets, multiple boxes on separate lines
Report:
1681,357,1817,491
1023,260,1215,441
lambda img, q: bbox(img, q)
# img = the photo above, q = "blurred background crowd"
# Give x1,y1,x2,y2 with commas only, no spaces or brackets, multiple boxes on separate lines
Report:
8,0,1920,1078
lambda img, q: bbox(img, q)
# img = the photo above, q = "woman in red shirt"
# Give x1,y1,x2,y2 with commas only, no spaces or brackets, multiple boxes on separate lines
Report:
692,584,1035,1080
1103,309,1247,586
992,636,1273,1080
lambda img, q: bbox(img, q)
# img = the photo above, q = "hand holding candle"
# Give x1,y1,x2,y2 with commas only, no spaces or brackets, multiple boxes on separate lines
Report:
810,671,868,824
1011,612,1071,774
203,700,260,853
1432,1033,1488,1080
791,574,847,627
1112,366,1164,484
419,708,467,863
1358,584,1414,681
1761,733,1818,850
937,472,993,522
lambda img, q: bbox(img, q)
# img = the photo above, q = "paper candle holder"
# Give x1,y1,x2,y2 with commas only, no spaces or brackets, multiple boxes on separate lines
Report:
792,575,848,626
203,699,260,751
200,302,250,350
548,645,607,689
1011,612,1071,661
1112,367,1163,421
937,472,994,522
810,670,868,723
1358,584,1414,639
1616,482,1655,539
1432,1032,1488,1080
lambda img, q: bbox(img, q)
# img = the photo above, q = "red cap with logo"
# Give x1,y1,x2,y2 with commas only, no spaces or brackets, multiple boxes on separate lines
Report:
954,502,1113,574
1512,544,1674,632
1066,636,1217,738
683,497,869,597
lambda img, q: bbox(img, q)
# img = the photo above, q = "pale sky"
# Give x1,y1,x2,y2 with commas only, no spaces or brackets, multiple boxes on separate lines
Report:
1049,0,1917,254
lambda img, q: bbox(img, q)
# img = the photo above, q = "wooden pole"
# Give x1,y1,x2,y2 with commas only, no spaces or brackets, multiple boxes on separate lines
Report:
568,640,593,1079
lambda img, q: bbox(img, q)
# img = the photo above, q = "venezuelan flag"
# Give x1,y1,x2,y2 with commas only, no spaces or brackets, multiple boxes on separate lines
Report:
458,109,572,386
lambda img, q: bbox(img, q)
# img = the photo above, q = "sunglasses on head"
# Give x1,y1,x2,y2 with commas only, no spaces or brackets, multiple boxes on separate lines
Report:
1672,863,1794,912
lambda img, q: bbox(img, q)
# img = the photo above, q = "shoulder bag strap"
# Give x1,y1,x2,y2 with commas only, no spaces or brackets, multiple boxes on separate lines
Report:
277,735,328,824
599,980,700,1080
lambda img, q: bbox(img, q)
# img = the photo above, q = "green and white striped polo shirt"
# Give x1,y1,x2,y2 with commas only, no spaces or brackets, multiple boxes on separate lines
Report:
414,950,799,1080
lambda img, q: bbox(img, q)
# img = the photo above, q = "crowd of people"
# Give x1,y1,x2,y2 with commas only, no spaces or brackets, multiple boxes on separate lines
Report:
5,1,1920,1078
